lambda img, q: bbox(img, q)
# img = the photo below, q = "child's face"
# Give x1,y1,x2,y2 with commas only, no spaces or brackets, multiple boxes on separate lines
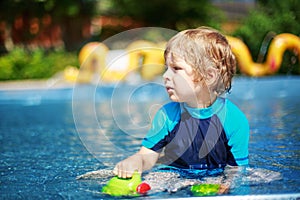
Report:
163,54,204,107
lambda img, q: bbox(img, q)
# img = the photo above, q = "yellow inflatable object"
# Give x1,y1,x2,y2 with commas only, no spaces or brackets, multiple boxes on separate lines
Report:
126,40,166,80
65,40,166,83
79,42,109,82
64,33,300,82
64,42,110,83
126,40,156,73
78,42,108,67
226,33,300,76
64,66,79,83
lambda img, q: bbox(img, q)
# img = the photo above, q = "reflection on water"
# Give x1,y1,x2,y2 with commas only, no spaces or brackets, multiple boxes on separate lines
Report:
228,77,300,195
242,95,300,173
0,77,300,199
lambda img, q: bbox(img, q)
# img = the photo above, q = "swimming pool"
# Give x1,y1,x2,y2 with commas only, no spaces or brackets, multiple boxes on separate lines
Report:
0,76,299,199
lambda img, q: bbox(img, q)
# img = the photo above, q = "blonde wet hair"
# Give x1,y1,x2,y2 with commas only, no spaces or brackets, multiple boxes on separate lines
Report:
164,26,236,94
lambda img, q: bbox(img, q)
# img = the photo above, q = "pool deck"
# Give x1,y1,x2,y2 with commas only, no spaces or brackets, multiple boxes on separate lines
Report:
173,193,300,200
1,75,300,92
0,79,74,91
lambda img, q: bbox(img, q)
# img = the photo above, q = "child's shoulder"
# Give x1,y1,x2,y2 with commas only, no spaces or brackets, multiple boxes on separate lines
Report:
159,102,182,121
223,98,249,129
224,98,247,117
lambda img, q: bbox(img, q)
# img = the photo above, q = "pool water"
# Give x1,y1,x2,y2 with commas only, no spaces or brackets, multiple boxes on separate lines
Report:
0,76,299,199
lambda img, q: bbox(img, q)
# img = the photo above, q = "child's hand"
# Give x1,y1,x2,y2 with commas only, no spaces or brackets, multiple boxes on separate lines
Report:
218,184,230,194
113,154,143,178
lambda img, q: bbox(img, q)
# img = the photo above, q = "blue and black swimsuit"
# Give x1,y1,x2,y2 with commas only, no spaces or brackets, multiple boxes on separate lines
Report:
142,97,249,169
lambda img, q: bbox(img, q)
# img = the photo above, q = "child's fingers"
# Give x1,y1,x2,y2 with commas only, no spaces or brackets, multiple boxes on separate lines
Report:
112,166,118,175
114,163,132,178
113,163,122,177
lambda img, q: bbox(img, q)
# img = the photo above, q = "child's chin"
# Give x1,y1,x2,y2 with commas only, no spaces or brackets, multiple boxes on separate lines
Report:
169,95,180,102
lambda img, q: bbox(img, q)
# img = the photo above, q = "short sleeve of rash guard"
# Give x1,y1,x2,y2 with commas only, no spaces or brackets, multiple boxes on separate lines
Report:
223,99,250,166
142,102,181,149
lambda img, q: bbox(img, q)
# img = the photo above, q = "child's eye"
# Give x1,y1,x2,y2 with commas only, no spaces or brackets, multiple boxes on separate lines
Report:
173,66,182,71
165,64,183,72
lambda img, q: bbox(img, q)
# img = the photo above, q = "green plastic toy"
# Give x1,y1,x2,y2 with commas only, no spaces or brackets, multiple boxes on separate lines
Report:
102,172,143,196
190,183,220,196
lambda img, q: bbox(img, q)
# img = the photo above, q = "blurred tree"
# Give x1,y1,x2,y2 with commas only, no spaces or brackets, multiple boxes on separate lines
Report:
108,0,224,30
233,0,300,74
0,0,99,51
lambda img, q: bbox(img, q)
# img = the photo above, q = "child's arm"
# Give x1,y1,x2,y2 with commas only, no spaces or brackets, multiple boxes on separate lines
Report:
113,146,159,178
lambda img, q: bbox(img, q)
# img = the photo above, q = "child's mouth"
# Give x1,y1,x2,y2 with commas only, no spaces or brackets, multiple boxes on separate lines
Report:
166,86,174,93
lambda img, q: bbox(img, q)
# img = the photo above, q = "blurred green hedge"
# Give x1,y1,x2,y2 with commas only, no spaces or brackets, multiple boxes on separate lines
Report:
0,48,78,80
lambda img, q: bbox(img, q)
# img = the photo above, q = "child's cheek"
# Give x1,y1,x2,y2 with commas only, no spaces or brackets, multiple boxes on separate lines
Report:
176,77,195,95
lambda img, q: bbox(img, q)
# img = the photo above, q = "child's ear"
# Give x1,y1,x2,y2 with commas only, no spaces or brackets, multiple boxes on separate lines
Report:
205,67,219,86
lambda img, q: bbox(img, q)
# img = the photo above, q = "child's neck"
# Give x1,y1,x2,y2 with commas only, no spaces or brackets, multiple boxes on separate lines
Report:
186,95,217,109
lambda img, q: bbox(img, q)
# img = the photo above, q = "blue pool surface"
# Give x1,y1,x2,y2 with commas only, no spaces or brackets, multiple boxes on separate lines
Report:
0,76,299,199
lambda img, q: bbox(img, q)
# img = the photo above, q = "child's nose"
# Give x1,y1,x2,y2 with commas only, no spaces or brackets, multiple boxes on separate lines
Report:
163,67,171,80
